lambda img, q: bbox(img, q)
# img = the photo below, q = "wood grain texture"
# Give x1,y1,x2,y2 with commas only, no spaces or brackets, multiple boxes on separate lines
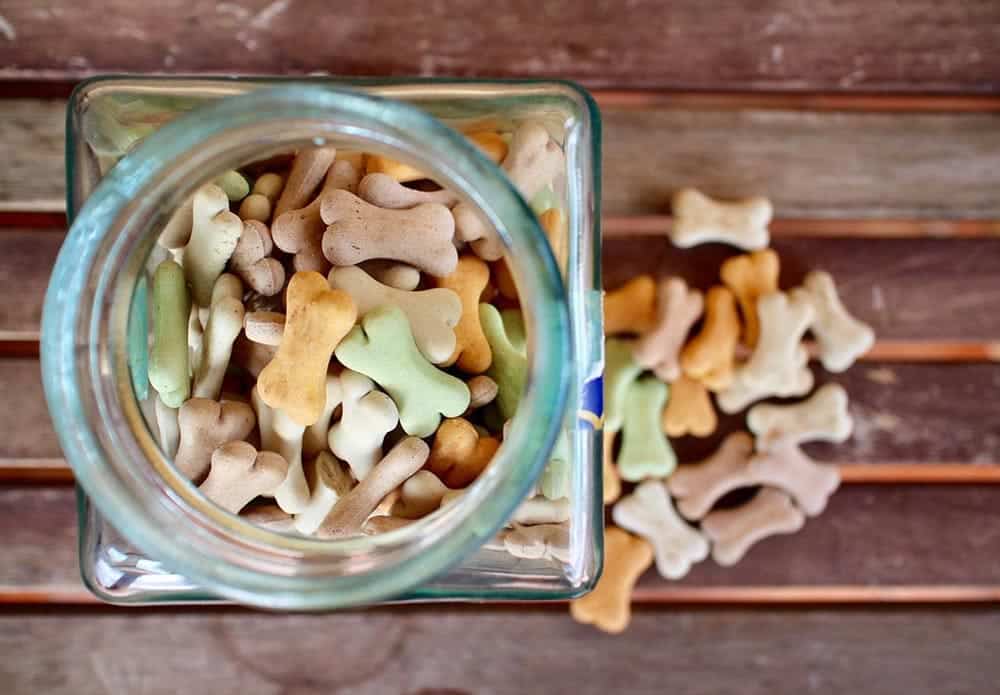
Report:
4,98,1000,217
2,607,1000,694
1,0,999,92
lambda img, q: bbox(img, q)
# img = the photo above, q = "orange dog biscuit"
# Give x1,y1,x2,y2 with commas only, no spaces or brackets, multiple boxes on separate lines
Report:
426,417,501,488
604,275,657,336
720,249,779,348
436,255,493,373
680,285,741,391
662,374,717,438
570,527,653,634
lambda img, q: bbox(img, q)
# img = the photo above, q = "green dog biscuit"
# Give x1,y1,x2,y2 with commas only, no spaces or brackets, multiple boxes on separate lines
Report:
335,305,470,438
538,430,570,500
148,259,191,408
604,338,643,434
214,170,251,201
501,307,527,355
481,303,527,421
618,377,676,482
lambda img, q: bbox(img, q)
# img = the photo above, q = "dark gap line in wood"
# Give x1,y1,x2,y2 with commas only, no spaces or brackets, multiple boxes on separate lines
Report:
0,342,40,358
604,216,1000,239
0,211,66,229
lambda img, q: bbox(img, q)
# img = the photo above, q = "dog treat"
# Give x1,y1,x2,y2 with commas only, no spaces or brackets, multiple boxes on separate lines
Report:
243,311,285,346
328,370,399,480
538,431,571,501
570,527,653,634
321,190,458,277
154,395,180,459
257,271,358,427
480,303,527,421
426,417,500,488
747,383,853,452
214,170,251,202
604,338,644,433
232,334,278,379
240,502,296,533
612,480,709,580
491,258,519,301
701,487,805,566
798,270,875,372
174,398,256,482
294,452,355,535
252,386,309,514
357,173,460,209
302,375,343,458
662,374,717,438
669,188,771,250
336,305,470,437
363,515,414,535
720,249,780,348
540,207,568,270
500,308,527,354
617,377,677,482
503,522,571,562
184,183,243,307
603,430,622,505
317,437,430,538
273,146,338,220
739,290,815,393
680,285,740,391
390,470,454,519
149,259,191,408
511,495,571,526
192,291,244,401
466,375,499,410
716,350,814,414
633,277,704,383
666,432,754,520
158,196,194,251
199,441,288,514
435,255,493,373
329,265,462,364
229,220,285,295
360,260,421,291
604,275,657,335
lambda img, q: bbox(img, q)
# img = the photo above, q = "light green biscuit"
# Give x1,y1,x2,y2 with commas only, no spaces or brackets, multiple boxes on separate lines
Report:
214,170,250,201
617,377,676,482
335,305,470,438
148,259,190,408
500,308,526,355
481,303,528,422
604,338,643,434
538,430,570,500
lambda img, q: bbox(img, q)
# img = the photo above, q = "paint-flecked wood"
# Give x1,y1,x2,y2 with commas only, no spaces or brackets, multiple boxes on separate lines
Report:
3,98,1000,217
2,607,1000,694
1,0,999,92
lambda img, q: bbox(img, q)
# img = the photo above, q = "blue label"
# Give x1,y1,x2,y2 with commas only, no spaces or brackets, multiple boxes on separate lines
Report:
577,375,604,430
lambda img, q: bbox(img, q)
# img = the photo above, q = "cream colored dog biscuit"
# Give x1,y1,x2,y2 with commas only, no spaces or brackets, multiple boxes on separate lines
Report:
612,480,710,580
604,275,657,335
174,398,256,482
701,487,806,566
199,441,289,514
720,249,780,348
321,189,458,277
230,220,285,296
633,277,704,382
747,383,853,452
357,173,460,209
294,452,355,535
502,522,571,562
360,260,421,291
328,265,462,364
669,188,771,250
716,348,814,414
192,293,244,401
302,375,343,458
252,386,309,514
184,183,243,307
238,172,284,222
317,437,430,538
273,146,338,219
327,370,399,481
158,196,194,250
511,496,571,526
662,374,717,438
739,290,816,395
680,286,740,391
798,270,875,372
243,311,284,346
390,470,454,519
667,432,753,520
570,527,653,634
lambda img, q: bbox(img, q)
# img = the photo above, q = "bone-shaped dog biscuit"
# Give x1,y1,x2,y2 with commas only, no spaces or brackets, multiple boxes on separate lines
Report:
273,146,337,220
466,375,499,410
749,439,840,516
540,207,568,270
257,271,357,427
538,430,571,501
740,290,815,392
435,255,492,373
317,437,430,538
570,527,653,634
327,370,398,480
480,303,527,421
335,305,470,437
680,286,740,391
328,265,462,365
243,311,284,346
662,374,718,438
701,487,805,566
716,347,814,414
363,515,414,535
148,259,191,408
390,470,455,519
633,277,704,383
238,172,283,222
191,293,244,402
293,452,355,535
214,170,251,202
321,189,458,277
198,441,289,514
183,183,244,307
720,249,780,348
232,334,278,379
174,398,256,482
229,220,285,296
612,480,709,580
360,260,421,291
252,386,309,514
748,382,853,452
799,270,875,372
667,432,753,520
669,188,772,250
302,375,343,458
618,377,677,482
364,130,507,183
426,417,500,488
604,338,644,434
511,495,571,526
158,196,194,251
357,173,460,209
503,522,571,563
604,275,657,335
240,502,296,533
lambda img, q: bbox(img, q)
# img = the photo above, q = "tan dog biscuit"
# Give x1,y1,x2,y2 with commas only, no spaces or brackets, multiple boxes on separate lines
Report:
191,293,244,401
798,270,875,372
739,290,815,393
252,386,309,514
360,260,421,291
502,522,571,563
232,334,278,379
358,173,460,209
747,383,853,453
184,183,244,307
701,487,806,566
390,470,455,519
243,311,284,346
363,515,414,535
720,249,780,348
466,374,499,410
670,188,771,250
302,375,343,458
633,277,704,382
174,398,256,482
570,527,653,634
604,275,657,335
680,286,740,391
662,374,717,438
229,220,285,296
199,441,289,514
294,452,355,535
435,255,493,373
273,146,338,219
716,348,814,414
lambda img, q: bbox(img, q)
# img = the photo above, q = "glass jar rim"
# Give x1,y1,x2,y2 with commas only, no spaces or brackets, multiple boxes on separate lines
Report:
42,84,572,609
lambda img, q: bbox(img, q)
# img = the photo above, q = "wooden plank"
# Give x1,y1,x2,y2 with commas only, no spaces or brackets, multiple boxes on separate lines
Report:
0,230,62,340
3,99,1000,217
1,0,999,92
1,608,999,694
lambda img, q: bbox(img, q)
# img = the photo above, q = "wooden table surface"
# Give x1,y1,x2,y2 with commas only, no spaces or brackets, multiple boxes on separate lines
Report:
1,2,999,692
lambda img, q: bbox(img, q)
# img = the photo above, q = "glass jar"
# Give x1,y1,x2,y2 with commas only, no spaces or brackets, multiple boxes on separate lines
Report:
43,76,604,609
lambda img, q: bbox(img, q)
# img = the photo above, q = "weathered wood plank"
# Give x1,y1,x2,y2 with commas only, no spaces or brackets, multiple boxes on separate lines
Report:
3,98,1000,217
1,0,999,92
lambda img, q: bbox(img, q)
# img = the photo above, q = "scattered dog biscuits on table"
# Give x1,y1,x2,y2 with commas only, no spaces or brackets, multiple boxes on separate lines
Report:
580,186,874,633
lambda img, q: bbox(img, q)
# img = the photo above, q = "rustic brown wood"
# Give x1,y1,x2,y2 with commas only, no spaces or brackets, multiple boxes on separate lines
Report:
4,98,1000,217
0,230,62,339
605,216,1000,239
2,0,999,92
